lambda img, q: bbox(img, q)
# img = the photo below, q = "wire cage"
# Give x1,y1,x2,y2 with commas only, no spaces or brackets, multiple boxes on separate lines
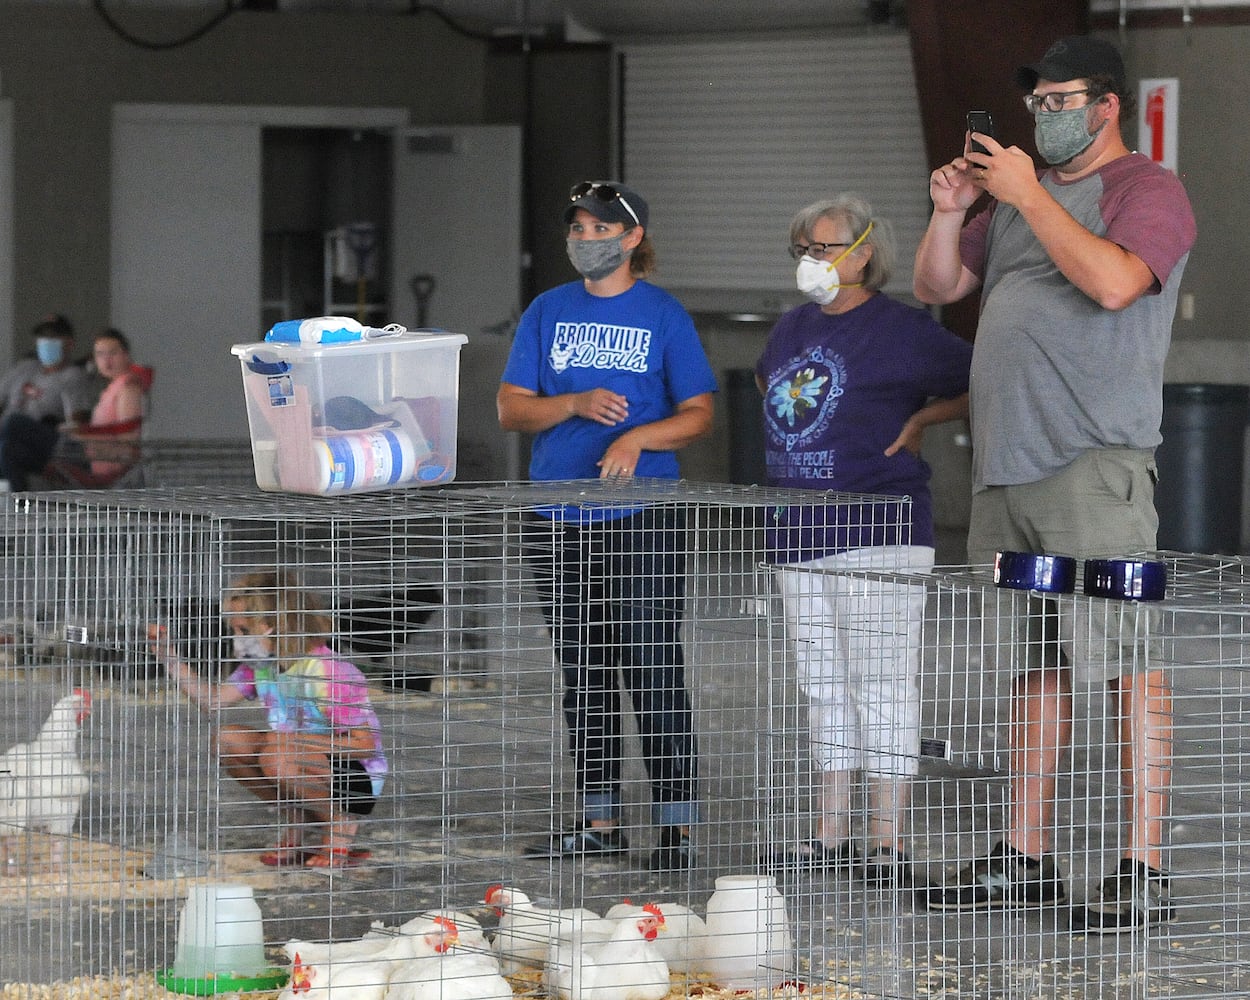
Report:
1,479,910,998
764,553,1250,1000
5,482,1249,999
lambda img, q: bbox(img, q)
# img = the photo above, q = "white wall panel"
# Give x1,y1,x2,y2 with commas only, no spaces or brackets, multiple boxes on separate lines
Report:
622,32,928,313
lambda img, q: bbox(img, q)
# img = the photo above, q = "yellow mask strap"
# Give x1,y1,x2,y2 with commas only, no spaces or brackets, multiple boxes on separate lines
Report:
817,221,873,289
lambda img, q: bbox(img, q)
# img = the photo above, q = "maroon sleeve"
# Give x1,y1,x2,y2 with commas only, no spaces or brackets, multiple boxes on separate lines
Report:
1100,158,1197,291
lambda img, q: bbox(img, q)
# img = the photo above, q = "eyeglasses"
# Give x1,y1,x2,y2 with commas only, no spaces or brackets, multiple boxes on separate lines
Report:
789,241,851,261
1024,88,1095,114
569,182,641,227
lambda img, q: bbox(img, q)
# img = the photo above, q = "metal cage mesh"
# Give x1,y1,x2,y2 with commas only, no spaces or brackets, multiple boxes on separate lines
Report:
1,484,1247,999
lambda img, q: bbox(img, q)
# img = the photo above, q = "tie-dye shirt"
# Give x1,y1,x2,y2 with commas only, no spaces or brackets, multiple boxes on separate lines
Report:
227,644,387,795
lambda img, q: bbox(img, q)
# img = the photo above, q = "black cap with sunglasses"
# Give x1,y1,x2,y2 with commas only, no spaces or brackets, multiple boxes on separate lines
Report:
565,181,648,231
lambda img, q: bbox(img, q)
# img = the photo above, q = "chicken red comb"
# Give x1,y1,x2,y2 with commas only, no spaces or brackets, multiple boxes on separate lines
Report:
642,902,664,919
484,883,504,903
73,688,92,707
427,917,459,952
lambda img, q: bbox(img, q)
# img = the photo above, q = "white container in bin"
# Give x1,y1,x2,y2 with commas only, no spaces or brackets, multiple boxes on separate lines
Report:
231,330,467,495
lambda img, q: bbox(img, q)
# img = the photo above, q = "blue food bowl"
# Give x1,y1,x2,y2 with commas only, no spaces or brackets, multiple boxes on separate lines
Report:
1083,558,1168,601
994,551,1077,594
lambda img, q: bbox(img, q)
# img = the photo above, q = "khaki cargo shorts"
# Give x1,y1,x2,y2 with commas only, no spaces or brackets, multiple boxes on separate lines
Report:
968,448,1161,683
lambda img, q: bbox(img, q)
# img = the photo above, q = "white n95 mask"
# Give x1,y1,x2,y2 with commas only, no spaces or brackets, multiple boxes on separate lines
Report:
793,222,873,305
796,255,849,306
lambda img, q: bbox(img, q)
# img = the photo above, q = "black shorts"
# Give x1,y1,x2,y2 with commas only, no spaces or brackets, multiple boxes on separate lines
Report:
330,757,378,816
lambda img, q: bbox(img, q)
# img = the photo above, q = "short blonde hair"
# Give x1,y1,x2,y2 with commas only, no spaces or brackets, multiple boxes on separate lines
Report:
223,570,332,662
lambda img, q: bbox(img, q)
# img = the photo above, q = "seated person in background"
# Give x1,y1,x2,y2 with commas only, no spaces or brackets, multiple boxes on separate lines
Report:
149,571,388,870
0,313,93,426
0,327,148,490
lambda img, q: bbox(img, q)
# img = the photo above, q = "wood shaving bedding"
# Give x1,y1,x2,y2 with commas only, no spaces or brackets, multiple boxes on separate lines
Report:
1,832,313,904
1,969,866,1000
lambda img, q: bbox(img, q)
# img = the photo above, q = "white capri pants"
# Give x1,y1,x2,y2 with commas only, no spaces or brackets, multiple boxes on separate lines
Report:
775,544,934,777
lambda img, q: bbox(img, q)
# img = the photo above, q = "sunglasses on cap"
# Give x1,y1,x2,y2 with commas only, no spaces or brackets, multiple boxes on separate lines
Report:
569,182,641,227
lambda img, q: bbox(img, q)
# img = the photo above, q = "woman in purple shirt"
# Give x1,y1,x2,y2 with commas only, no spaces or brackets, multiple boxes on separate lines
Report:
757,194,971,887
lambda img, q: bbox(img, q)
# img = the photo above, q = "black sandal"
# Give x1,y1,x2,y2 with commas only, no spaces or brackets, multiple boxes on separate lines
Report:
766,838,860,871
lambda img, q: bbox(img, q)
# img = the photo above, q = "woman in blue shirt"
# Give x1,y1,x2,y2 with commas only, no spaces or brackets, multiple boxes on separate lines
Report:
497,181,716,871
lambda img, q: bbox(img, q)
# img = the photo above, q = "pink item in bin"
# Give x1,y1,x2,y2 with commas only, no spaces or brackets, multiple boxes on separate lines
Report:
231,331,466,495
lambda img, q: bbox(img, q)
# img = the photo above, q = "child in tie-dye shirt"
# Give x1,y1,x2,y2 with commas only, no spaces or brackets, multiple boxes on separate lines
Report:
150,570,387,869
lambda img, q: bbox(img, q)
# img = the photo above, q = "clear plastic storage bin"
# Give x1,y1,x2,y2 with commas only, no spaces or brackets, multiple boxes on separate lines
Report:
231,331,467,495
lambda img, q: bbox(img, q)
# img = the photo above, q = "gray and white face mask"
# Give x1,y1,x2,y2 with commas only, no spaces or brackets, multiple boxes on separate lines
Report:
566,232,629,281
1034,104,1104,166
232,634,271,663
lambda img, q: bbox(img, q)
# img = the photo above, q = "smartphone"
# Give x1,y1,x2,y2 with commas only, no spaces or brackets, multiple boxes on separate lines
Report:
966,110,995,156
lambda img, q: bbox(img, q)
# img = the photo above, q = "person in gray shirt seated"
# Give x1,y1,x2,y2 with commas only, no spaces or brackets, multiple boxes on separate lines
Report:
0,313,95,489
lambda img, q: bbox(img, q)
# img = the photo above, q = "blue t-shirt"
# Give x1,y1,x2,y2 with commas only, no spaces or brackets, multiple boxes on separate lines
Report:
501,280,718,484
755,294,971,560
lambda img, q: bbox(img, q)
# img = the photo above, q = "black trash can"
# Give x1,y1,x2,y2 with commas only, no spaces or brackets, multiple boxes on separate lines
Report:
726,368,767,486
1155,382,1250,554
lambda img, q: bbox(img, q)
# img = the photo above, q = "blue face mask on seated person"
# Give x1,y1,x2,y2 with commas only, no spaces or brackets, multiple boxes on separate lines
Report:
35,337,65,367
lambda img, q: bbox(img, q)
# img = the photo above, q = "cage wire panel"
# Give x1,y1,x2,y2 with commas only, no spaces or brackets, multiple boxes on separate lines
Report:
6,483,1249,1000
765,554,1250,1000
1,480,890,997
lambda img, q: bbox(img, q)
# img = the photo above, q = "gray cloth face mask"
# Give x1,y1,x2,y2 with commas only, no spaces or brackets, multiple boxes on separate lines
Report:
566,233,629,281
1034,104,1104,166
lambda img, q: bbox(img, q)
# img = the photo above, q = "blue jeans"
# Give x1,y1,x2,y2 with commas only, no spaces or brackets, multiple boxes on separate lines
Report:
526,507,697,828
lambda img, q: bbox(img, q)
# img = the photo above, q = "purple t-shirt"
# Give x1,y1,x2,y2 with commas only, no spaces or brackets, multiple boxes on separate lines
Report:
756,294,971,561
228,644,387,793
959,152,1196,490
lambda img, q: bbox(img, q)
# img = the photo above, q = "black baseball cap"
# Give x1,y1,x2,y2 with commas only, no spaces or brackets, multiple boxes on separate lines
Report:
564,181,648,231
1016,35,1127,94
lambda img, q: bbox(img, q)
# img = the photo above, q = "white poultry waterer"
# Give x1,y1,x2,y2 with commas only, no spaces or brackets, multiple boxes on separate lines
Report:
158,884,287,995
701,874,795,990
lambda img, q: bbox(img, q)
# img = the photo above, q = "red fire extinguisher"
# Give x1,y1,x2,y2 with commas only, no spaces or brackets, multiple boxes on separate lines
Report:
1146,86,1167,163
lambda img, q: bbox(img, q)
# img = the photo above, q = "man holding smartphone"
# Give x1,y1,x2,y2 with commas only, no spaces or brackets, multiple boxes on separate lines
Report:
913,36,1196,933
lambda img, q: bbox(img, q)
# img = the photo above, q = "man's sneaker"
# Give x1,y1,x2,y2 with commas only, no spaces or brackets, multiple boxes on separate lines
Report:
649,827,694,872
524,825,628,859
921,841,1067,910
766,838,860,873
1070,858,1175,934
861,846,914,888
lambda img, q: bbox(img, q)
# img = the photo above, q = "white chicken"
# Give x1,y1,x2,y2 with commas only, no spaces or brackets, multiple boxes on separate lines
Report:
545,903,670,1000
363,909,490,953
280,951,390,1000
385,917,512,1000
485,884,612,974
404,909,490,952
280,917,449,1000
1,689,91,871
604,900,706,973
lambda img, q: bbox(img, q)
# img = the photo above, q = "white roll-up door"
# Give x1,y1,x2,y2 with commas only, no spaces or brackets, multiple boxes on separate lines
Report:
622,30,929,314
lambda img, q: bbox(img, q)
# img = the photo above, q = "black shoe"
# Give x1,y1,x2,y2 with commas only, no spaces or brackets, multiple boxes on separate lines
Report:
767,838,860,872
921,841,1067,911
524,825,629,859
1070,859,1175,934
861,846,913,888
649,827,694,871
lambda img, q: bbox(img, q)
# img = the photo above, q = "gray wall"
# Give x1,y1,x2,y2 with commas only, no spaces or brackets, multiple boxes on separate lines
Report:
0,5,486,350
1,9,1247,546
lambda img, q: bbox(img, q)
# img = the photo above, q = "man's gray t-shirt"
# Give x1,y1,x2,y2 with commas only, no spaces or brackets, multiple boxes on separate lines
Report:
0,358,93,423
959,152,1196,492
